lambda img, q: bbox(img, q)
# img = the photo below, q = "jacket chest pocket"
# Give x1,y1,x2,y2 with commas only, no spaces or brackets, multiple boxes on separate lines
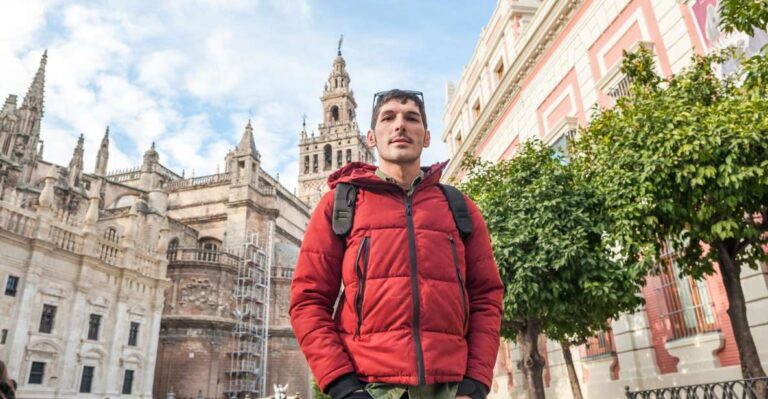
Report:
448,235,468,332
354,236,371,337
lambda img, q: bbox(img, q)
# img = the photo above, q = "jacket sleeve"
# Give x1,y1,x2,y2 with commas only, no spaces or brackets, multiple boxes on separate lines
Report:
462,196,504,389
289,191,355,391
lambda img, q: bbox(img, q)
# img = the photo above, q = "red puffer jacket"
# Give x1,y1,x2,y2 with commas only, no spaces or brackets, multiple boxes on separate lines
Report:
289,162,503,392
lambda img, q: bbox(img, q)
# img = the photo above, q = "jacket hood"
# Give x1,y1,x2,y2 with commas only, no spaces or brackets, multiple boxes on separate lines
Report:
327,161,449,190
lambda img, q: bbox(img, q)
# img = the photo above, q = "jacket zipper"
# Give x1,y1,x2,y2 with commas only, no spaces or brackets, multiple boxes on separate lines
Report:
354,236,370,337
448,235,469,332
404,196,426,385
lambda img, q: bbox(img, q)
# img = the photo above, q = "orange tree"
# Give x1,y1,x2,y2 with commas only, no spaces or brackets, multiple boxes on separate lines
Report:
460,142,646,399
572,41,768,379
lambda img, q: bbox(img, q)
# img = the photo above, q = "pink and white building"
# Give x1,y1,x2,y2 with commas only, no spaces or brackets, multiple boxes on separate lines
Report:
441,0,768,397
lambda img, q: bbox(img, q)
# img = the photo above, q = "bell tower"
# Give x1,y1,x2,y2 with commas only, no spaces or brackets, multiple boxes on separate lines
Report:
297,36,375,209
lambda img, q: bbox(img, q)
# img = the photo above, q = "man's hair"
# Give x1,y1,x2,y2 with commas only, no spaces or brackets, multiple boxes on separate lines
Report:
370,89,427,129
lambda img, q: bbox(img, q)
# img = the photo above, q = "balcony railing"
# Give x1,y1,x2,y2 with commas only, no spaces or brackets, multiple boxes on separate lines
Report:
165,172,232,190
625,376,768,398
166,248,240,267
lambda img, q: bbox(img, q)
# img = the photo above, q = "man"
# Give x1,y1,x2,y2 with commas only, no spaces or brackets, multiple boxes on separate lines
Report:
290,89,503,399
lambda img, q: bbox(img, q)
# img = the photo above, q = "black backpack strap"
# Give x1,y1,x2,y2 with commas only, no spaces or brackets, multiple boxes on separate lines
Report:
332,183,357,236
438,184,473,239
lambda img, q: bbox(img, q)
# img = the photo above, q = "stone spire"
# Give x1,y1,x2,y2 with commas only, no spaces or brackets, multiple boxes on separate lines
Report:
236,119,260,160
230,120,260,186
300,114,307,140
95,126,109,175
12,51,48,186
68,134,85,188
21,50,47,115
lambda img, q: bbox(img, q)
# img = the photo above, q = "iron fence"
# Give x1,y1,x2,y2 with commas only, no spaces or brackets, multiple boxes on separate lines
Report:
625,377,768,398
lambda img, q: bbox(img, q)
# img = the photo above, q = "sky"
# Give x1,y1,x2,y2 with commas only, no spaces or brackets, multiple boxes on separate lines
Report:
0,0,496,193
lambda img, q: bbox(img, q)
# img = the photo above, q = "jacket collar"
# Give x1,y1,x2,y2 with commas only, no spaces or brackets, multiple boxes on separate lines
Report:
327,161,448,193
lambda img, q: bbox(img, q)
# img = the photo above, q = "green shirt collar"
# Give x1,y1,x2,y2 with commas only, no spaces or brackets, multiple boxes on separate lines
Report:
374,168,424,196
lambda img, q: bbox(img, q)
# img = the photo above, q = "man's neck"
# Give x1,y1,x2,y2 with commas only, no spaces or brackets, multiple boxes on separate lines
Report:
377,161,422,189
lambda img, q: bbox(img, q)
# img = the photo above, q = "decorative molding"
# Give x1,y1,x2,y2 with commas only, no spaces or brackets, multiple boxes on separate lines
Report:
128,305,147,316
88,295,110,309
444,0,583,181
41,283,66,299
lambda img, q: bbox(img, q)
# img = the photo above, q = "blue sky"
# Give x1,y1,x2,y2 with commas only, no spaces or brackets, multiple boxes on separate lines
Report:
0,0,496,193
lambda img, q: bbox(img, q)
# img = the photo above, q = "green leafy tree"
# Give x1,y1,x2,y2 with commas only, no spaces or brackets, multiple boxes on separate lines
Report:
719,0,768,36
460,142,646,399
572,44,768,379
311,379,331,399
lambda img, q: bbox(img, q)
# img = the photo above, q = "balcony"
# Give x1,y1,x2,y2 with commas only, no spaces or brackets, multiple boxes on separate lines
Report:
166,248,240,267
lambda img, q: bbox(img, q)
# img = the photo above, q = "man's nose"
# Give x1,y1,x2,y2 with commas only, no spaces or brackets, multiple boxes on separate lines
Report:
393,114,407,132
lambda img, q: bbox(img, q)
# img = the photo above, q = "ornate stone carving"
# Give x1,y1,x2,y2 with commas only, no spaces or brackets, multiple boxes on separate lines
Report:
179,278,217,309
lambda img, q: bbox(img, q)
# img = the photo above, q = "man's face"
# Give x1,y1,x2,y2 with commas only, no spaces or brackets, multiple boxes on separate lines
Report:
367,98,430,165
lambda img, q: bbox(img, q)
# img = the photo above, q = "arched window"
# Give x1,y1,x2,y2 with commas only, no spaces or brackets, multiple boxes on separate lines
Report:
337,150,342,167
104,227,119,243
167,237,179,261
304,156,309,174
324,145,332,170
346,149,352,164
330,106,339,122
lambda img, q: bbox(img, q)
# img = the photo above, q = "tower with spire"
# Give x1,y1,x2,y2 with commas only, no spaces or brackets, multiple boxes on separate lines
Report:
95,126,109,175
0,50,47,185
229,119,261,186
297,37,375,209
67,133,85,188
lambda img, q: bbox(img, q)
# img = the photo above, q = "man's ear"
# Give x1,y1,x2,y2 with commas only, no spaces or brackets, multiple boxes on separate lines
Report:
423,129,431,148
366,129,377,148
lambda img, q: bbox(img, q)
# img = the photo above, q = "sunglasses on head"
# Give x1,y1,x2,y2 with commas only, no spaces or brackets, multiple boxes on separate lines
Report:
372,90,425,110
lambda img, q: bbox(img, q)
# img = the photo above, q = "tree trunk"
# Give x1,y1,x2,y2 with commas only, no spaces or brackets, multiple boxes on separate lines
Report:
518,320,546,399
714,241,767,380
560,341,583,399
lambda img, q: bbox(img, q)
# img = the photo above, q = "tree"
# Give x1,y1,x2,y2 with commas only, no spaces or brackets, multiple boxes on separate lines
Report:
719,0,768,36
460,142,646,399
311,379,331,399
572,44,768,380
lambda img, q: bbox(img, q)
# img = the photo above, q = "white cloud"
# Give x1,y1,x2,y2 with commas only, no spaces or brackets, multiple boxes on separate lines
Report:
138,50,187,95
184,30,245,101
2,0,481,198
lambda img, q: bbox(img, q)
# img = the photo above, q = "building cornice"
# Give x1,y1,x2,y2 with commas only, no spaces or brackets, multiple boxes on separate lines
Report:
443,0,582,182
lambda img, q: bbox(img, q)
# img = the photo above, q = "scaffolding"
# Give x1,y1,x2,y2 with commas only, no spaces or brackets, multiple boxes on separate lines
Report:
226,222,273,398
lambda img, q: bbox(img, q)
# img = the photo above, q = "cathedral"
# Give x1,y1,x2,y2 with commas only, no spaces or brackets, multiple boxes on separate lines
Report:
0,48,326,399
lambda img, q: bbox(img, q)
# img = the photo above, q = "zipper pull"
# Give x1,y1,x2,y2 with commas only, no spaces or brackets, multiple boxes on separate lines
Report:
406,199,412,216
